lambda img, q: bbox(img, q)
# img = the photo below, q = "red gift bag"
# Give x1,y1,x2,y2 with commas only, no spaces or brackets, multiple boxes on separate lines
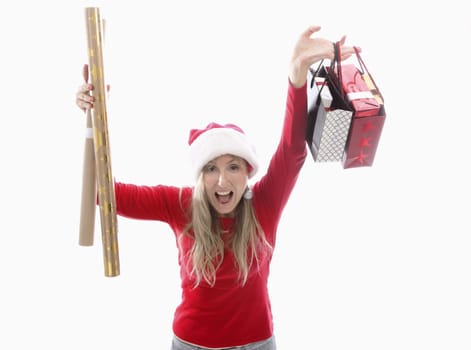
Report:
339,48,386,168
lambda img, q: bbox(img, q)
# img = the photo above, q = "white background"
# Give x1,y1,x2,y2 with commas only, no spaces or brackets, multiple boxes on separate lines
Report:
1,1,470,349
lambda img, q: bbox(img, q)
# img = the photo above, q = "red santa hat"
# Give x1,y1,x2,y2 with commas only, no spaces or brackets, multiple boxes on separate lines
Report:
188,122,259,180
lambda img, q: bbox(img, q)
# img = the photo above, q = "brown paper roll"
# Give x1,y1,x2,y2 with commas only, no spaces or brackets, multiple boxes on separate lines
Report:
79,109,96,246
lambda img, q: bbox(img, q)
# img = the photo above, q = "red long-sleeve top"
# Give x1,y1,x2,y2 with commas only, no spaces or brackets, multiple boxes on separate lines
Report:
114,81,307,348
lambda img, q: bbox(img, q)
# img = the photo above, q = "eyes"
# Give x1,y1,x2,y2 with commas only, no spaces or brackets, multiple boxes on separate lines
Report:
204,162,243,174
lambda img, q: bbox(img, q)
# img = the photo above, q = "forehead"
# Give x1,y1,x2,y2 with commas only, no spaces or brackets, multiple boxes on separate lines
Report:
208,154,244,164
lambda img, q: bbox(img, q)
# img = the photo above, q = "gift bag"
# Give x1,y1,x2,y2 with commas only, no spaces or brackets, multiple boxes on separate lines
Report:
306,43,353,162
339,48,386,168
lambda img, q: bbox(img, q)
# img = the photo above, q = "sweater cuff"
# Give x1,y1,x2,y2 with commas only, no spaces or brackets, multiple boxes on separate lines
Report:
288,77,307,91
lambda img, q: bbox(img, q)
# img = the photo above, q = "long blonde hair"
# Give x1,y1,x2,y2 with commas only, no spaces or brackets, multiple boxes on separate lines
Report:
179,174,272,287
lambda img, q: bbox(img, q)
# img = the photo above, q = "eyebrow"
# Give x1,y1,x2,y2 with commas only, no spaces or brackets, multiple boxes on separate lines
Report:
226,156,245,166
208,156,241,166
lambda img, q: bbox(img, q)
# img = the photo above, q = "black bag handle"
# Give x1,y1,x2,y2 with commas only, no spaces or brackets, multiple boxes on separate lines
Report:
309,42,340,86
306,41,349,143
326,41,351,110
328,42,345,102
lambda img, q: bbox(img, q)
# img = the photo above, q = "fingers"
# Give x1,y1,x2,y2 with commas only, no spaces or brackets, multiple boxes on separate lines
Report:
303,25,321,39
77,82,94,93
76,82,95,111
82,64,89,83
339,45,359,61
336,36,361,61
76,94,94,111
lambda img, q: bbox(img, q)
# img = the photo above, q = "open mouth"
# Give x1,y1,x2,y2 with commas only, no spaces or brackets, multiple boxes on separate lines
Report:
215,191,233,205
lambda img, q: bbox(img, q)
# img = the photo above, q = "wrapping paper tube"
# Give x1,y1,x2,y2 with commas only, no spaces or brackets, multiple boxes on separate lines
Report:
85,7,120,277
79,109,96,246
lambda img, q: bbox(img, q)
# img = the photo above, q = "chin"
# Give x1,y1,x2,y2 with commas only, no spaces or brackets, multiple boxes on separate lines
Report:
214,206,236,216
211,200,237,216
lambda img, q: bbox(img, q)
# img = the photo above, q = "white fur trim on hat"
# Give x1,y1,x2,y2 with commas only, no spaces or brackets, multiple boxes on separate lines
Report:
189,127,258,180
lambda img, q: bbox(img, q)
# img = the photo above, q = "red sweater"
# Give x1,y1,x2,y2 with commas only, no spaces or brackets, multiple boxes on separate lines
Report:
114,81,307,348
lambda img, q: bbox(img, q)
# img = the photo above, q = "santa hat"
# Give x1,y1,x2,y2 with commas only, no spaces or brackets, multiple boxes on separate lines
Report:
188,122,259,180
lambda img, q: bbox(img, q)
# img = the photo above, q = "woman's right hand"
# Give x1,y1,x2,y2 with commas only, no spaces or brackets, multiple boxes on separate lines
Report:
75,64,95,112
288,25,358,88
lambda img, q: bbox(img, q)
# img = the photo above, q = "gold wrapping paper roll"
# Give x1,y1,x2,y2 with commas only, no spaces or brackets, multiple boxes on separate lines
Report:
85,7,120,277
79,109,96,246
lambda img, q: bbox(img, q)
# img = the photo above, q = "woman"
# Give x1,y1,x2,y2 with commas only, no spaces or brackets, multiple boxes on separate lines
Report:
76,25,357,350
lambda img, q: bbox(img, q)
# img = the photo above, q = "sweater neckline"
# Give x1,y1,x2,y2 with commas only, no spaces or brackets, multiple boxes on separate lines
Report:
220,216,235,234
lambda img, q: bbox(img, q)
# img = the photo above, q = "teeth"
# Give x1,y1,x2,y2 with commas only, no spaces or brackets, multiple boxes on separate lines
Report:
216,191,231,196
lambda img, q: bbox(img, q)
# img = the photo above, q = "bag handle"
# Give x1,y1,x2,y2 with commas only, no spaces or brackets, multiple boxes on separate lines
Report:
305,42,348,143
309,41,340,85
325,41,351,110
353,46,384,103
333,41,345,100
309,60,323,88
307,41,351,111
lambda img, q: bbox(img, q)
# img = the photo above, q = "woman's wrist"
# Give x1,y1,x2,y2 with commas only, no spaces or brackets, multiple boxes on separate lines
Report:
288,62,308,88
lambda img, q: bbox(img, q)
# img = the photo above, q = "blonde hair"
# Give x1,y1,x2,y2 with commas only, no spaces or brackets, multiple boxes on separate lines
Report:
179,173,272,287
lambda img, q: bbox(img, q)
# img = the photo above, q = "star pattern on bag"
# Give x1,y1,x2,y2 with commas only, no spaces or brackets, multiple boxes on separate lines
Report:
351,150,369,164
362,120,375,133
359,137,371,148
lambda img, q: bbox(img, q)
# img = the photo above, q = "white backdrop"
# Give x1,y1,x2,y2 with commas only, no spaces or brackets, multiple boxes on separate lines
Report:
1,1,470,349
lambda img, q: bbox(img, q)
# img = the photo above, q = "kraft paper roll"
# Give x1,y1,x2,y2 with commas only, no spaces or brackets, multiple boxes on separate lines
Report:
79,109,96,247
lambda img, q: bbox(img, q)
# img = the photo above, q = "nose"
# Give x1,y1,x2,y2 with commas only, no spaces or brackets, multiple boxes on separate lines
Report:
218,171,227,186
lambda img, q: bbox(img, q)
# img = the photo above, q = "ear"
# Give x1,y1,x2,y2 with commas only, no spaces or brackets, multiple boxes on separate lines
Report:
243,187,253,200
